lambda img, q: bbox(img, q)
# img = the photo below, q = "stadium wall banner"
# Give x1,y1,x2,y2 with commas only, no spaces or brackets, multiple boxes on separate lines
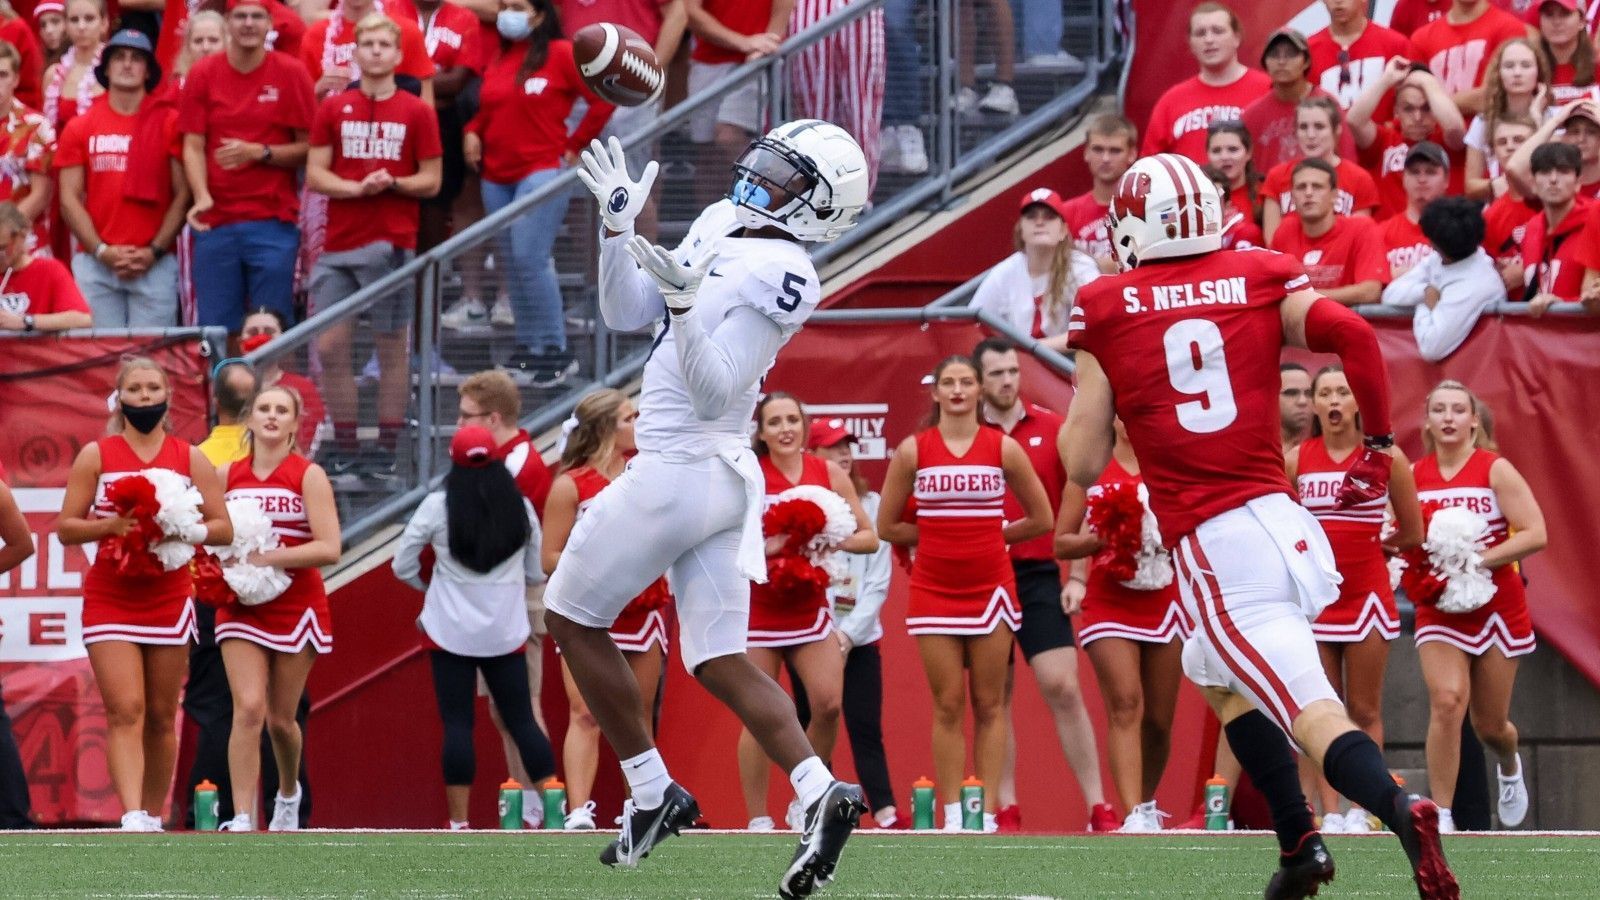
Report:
0,333,211,824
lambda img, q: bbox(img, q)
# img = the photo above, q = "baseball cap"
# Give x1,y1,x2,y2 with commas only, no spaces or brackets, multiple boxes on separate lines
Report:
226,0,270,10
450,425,498,467
1404,141,1450,172
807,417,858,450
1018,187,1070,220
1260,28,1310,67
32,1,62,21
1529,0,1582,25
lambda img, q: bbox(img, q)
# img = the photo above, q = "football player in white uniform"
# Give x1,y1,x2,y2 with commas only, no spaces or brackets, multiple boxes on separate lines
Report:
550,120,872,898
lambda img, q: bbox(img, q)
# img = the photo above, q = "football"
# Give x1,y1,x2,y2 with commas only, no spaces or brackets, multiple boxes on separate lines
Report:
573,22,665,107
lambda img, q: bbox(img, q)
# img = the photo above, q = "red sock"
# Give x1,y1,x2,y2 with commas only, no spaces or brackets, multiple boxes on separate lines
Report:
333,421,359,455
379,421,405,453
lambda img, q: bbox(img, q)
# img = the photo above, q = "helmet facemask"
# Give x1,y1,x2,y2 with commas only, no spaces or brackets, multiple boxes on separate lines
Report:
728,137,833,235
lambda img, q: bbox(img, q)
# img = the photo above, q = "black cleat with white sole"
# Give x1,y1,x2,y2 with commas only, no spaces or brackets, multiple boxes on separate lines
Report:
779,781,867,899
599,782,700,868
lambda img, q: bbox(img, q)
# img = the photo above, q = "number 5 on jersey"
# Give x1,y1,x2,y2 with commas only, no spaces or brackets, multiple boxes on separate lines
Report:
777,272,807,312
1163,319,1238,434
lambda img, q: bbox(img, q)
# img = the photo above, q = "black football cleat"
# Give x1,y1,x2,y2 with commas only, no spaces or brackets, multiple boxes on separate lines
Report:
599,782,700,868
778,781,867,899
1264,831,1335,900
1392,793,1460,899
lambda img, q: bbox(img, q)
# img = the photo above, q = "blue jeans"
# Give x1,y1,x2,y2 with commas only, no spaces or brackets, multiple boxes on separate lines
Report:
481,168,570,354
883,0,924,126
191,218,299,332
1014,0,1063,59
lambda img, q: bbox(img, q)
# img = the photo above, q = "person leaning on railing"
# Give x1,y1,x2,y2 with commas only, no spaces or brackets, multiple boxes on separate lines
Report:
0,199,91,332
1381,196,1507,363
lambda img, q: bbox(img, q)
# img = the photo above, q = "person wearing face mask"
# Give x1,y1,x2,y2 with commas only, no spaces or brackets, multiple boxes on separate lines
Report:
55,356,234,831
0,199,91,332
463,0,613,386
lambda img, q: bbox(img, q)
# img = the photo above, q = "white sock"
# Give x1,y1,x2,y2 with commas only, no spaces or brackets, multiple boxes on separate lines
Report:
277,788,301,803
983,812,997,832
620,748,671,809
788,756,832,810
522,790,539,815
449,819,469,831
943,802,961,828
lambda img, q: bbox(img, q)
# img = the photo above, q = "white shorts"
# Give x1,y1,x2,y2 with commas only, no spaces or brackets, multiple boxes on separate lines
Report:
1172,494,1341,735
545,453,751,672
688,61,762,143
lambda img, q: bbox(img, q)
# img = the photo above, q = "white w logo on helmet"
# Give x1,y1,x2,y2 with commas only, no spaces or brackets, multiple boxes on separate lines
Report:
1108,154,1223,269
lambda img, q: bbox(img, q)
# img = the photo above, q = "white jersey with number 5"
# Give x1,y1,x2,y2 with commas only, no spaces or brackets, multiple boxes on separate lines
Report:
600,200,821,459
1066,246,1312,543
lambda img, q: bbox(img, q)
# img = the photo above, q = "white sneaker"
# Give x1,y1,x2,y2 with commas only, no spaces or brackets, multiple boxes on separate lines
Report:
565,801,597,830
747,815,776,831
491,297,515,327
895,126,929,174
1319,810,1347,834
979,83,1020,115
982,812,998,833
1498,753,1529,827
140,811,164,832
448,820,470,831
1343,808,1373,833
941,802,963,832
269,791,301,832
120,810,156,832
440,297,488,330
955,86,980,115
219,813,254,832
1025,50,1086,73
1119,800,1165,833
1437,807,1456,833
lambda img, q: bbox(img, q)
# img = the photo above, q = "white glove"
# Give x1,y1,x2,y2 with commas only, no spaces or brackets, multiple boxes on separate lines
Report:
575,136,659,233
626,236,718,313
180,523,208,543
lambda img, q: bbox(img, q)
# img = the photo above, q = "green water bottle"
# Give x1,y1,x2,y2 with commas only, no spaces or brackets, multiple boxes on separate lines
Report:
1205,776,1230,830
194,779,219,831
542,779,567,830
960,776,984,831
911,776,936,830
498,779,523,830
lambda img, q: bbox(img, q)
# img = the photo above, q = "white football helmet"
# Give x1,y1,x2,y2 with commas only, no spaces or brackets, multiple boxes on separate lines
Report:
1108,153,1223,269
728,119,868,242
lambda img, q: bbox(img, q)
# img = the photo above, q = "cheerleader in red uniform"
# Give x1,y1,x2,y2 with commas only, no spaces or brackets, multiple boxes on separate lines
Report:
878,356,1052,831
213,385,341,831
1413,380,1546,832
1286,365,1423,833
738,392,876,829
56,357,232,831
541,388,672,831
1055,419,1186,832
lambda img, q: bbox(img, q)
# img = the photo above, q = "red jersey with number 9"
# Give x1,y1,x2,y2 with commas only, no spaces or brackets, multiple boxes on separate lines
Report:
1067,247,1309,543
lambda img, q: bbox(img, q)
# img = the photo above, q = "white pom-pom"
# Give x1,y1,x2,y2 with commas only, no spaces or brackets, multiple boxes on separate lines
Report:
1387,554,1407,591
224,563,292,606
1424,507,1497,614
152,539,196,572
1120,492,1173,591
144,468,204,542
773,484,858,586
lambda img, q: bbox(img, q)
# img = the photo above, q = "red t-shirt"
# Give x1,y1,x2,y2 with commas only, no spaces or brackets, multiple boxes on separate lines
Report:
302,15,436,85
417,1,485,72
1061,191,1110,261
1263,157,1382,217
561,0,672,45
177,52,316,226
0,256,89,315
466,39,613,183
498,429,552,517
1357,121,1468,218
1140,69,1273,163
1220,208,1264,250
1388,0,1451,36
1410,6,1529,96
1067,247,1309,542
309,88,443,252
53,97,181,247
1481,191,1540,263
1270,214,1390,289
1379,212,1435,278
985,402,1063,563
156,0,306,72
1238,86,1358,169
690,0,774,65
0,18,43,110
1307,21,1413,118
1549,62,1600,105
1522,198,1593,301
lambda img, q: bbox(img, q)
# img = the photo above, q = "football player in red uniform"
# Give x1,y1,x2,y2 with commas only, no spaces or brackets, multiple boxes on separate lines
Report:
1062,153,1458,899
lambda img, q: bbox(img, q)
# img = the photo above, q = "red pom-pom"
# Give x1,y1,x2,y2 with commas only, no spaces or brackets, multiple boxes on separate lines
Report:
192,551,239,609
100,474,166,576
766,554,830,608
1086,482,1145,583
1398,499,1451,606
763,497,827,556
105,475,159,519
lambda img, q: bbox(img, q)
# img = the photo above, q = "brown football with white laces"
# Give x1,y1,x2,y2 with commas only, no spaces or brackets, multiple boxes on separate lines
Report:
572,22,665,107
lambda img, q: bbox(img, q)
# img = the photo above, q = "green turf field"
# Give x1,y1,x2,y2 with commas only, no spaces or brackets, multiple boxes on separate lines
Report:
3,831,1595,898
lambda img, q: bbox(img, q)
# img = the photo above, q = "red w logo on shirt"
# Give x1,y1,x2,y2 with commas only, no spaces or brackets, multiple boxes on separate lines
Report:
1113,170,1153,221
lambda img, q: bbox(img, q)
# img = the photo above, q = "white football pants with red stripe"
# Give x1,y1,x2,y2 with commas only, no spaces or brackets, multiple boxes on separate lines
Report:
789,0,887,197
1171,493,1342,736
